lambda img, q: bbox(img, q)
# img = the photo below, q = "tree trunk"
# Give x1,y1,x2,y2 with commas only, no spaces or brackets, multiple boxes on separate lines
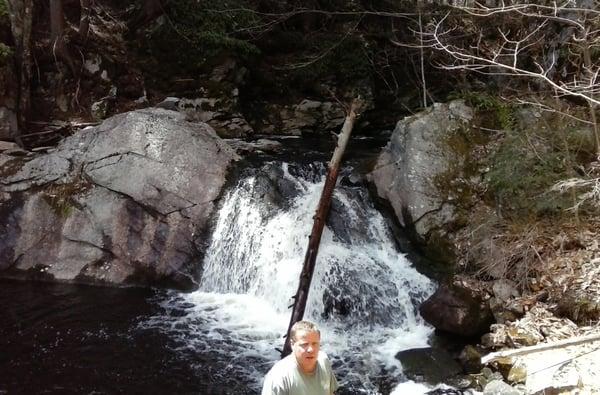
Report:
50,0,77,78
6,0,33,146
281,99,361,357
78,0,92,43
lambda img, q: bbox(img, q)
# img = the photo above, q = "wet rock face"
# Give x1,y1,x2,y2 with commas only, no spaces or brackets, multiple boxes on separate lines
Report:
0,108,238,289
396,347,462,385
419,276,494,337
322,261,412,325
246,162,301,215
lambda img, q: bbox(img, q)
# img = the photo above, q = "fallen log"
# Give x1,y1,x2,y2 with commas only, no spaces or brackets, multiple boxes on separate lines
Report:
281,98,361,357
481,332,600,364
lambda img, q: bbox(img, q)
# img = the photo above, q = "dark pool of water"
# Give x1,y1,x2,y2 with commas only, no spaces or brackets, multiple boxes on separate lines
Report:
0,279,257,394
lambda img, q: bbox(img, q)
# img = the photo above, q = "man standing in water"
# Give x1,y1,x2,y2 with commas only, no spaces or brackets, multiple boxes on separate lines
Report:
262,320,339,395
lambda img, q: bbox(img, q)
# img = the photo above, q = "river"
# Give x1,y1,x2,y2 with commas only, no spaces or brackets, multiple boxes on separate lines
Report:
0,135,440,394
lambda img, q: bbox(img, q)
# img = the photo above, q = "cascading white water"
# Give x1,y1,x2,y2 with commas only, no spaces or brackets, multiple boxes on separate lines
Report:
142,161,436,394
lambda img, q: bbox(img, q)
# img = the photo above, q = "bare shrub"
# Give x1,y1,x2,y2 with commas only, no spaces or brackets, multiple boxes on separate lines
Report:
463,214,550,289
552,159,600,214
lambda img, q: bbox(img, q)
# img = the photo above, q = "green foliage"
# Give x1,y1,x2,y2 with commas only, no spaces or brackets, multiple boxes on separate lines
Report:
451,91,516,130
1,0,11,65
0,42,11,64
0,0,8,32
0,0,7,18
146,0,260,72
486,124,588,218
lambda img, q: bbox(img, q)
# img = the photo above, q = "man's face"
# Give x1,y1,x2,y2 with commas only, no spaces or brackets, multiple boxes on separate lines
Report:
292,330,320,374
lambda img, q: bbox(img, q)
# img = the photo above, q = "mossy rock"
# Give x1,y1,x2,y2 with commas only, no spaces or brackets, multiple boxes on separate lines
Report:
40,181,92,219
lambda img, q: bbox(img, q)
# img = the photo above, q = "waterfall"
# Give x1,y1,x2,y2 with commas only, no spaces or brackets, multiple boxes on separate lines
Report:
141,160,435,394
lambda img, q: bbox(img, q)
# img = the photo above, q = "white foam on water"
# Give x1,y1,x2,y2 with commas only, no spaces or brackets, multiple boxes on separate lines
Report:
142,162,436,393
390,380,432,394
390,381,481,395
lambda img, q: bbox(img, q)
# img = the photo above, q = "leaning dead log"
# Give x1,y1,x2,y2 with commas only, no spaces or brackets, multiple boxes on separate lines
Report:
281,98,361,357
481,333,600,364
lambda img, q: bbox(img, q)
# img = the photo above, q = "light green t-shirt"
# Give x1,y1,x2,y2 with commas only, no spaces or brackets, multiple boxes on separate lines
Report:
261,352,339,395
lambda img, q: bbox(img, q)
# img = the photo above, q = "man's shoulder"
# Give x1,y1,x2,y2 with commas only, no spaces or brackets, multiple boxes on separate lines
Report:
267,355,297,377
262,355,297,394
317,351,332,367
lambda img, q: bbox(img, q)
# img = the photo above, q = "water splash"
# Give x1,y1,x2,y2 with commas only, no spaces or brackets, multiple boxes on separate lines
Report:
141,161,435,393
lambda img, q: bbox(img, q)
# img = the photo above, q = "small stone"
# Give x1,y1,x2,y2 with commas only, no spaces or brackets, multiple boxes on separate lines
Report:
483,380,524,395
459,345,482,373
134,95,148,105
507,325,543,346
481,367,503,381
156,97,180,111
481,367,494,379
91,100,108,120
482,324,508,348
507,360,527,383
493,279,520,302
506,300,525,316
84,55,101,74
494,356,514,379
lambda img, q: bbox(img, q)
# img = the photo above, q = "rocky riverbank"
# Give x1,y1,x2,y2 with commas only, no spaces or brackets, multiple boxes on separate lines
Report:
370,100,600,394
2,97,599,393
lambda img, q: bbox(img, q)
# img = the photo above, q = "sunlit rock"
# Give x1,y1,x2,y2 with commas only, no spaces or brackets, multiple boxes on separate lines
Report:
0,108,238,289
369,100,475,263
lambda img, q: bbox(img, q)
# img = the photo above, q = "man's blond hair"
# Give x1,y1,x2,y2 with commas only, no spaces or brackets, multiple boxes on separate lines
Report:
290,320,320,343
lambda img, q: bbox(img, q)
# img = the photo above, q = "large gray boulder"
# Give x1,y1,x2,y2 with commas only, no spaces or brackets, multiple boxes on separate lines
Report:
369,100,475,259
0,108,238,289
